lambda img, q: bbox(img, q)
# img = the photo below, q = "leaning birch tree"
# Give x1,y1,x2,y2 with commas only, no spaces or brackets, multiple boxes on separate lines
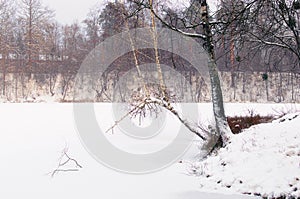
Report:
126,0,233,146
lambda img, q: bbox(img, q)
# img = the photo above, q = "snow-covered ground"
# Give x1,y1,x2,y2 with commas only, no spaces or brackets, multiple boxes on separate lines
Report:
192,111,300,198
0,103,299,199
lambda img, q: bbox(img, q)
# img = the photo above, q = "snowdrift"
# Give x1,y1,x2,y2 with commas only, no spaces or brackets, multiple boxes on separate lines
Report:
194,112,300,198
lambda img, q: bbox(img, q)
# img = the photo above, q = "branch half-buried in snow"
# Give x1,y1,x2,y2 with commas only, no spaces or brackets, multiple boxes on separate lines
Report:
49,146,83,178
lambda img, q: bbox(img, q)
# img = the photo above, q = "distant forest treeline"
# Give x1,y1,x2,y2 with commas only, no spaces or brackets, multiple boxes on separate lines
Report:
0,0,299,102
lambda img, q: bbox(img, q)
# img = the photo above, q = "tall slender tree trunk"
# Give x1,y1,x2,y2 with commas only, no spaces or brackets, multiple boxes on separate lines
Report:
291,73,294,101
208,61,232,144
2,55,6,96
15,72,18,101
28,0,33,70
265,78,269,101
201,0,232,145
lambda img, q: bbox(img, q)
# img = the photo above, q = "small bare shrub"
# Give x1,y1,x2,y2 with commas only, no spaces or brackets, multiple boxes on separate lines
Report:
227,110,274,134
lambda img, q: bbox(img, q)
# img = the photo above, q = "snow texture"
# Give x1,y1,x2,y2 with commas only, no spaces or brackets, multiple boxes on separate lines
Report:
0,103,299,199
192,112,300,198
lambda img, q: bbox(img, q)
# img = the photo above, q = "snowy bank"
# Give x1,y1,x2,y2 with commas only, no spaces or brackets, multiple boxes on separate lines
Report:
192,112,300,198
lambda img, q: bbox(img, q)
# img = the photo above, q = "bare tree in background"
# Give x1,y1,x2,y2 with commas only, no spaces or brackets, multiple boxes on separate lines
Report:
247,0,300,65
217,0,300,102
60,23,87,101
217,0,300,71
43,22,61,96
19,0,54,70
0,0,16,97
84,7,102,50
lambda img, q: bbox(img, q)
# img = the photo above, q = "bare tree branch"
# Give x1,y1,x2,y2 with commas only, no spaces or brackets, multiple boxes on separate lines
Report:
106,96,207,140
49,145,83,178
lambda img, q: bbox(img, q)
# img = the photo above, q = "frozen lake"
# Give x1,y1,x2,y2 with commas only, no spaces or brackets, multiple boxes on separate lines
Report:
1,103,298,199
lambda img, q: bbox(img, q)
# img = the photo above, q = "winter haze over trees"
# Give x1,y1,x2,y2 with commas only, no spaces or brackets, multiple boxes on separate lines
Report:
0,0,298,102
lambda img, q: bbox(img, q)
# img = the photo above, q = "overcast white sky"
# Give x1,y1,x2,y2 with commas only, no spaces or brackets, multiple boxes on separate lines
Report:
42,0,218,25
43,0,106,24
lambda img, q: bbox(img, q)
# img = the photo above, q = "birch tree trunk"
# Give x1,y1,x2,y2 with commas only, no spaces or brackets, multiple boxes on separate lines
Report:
201,0,232,145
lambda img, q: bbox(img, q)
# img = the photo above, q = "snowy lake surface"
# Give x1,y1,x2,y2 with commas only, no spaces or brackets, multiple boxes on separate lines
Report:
0,103,298,199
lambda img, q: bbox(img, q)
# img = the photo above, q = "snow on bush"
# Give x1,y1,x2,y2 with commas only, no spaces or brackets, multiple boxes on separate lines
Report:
192,112,300,198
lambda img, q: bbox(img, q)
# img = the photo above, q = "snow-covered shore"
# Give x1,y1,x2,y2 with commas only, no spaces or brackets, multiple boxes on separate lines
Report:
192,112,300,198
